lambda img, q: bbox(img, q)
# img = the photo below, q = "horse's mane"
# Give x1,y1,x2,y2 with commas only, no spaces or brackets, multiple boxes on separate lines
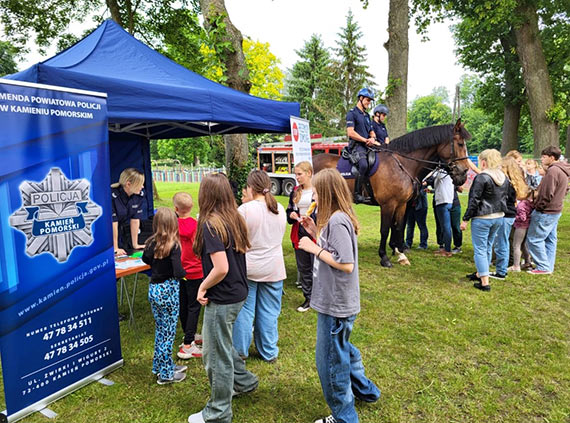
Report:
387,124,472,153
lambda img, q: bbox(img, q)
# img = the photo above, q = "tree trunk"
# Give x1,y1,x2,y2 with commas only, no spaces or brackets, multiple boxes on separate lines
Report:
564,124,570,161
384,0,409,139
499,30,523,155
513,3,559,156
105,0,123,28
200,0,251,173
501,103,521,155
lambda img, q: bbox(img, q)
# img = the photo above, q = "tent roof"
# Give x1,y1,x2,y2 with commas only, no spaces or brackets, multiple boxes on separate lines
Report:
7,20,299,139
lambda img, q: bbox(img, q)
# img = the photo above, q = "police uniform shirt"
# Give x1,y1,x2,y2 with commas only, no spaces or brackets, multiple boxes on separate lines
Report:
372,120,389,144
111,186,144,225
346,106,372,144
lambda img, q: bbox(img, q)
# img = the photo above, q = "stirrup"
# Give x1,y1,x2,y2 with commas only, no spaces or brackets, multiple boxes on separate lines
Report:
354,194,372,205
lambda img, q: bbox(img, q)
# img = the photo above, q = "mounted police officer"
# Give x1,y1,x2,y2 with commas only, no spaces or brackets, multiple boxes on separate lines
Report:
346,87,380,203
372,104,390,145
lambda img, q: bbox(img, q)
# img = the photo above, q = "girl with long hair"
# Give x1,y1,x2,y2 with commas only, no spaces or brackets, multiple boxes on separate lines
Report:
232,170,287,362
509,189,535,272
188,173,258,423
142,207,187,384
298,168,380,423
286,161,316,313
492,156,530,279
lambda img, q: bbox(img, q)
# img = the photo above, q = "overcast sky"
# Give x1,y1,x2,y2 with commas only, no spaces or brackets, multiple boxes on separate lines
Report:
225,0,467,103
19,0,468,104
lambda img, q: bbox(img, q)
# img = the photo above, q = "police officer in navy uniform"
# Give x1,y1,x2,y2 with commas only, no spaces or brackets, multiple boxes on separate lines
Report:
111,168,146,255
372,104,390,145
346,87,380,203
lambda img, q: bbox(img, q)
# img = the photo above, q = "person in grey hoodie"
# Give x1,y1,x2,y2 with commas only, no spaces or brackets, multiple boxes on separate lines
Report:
460,149,509,291
526,146,570,275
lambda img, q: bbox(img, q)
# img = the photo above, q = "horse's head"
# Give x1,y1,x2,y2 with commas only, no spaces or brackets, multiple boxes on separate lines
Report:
436,118,470,186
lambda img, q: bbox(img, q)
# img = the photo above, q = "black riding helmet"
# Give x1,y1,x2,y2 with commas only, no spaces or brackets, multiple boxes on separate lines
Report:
373,104,389,116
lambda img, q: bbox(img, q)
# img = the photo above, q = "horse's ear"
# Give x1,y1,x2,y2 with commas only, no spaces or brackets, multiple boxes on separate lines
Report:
454,118,462,133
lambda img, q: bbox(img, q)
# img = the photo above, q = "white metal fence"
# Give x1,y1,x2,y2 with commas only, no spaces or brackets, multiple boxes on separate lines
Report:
152,167,225,183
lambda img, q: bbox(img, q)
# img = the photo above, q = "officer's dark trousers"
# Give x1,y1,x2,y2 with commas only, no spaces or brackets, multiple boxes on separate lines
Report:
294,248,313,302
354,145,369,176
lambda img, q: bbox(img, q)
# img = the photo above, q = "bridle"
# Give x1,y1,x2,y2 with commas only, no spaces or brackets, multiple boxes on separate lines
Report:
370,129,469,175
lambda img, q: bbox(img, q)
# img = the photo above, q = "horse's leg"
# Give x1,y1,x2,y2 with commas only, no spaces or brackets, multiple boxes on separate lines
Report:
389,224,399,255
378,206,394,268
392,202,411,266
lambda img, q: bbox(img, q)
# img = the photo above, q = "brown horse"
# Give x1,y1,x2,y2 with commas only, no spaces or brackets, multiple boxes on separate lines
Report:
313,119,471,267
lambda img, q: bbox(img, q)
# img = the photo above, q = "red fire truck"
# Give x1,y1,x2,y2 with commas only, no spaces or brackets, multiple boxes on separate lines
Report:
257,135,348,196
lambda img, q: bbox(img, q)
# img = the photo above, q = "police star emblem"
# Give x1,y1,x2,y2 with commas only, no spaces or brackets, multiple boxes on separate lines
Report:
9,168,103,262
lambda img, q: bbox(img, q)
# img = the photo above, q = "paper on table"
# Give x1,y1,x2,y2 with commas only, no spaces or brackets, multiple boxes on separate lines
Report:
115,258,145,270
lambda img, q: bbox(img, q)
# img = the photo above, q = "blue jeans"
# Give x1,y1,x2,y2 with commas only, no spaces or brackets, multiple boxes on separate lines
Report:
435,203,452,252
471,217,503,277
232,280,283,361
148,279,180,379
202,301,258,423
316,313,380,423
493,217,514,275
527,211,561,272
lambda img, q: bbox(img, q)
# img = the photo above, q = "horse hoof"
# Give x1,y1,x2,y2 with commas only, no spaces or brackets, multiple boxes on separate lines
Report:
399,258,411,266
380,258,393,268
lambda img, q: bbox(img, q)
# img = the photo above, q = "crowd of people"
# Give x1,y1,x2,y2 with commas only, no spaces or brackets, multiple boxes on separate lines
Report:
113,164,376,423
110,140,568,422
398,145,568,292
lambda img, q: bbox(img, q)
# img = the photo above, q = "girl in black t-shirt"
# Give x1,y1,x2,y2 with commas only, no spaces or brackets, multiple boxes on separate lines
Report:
188,173,258,423
142,207,187,385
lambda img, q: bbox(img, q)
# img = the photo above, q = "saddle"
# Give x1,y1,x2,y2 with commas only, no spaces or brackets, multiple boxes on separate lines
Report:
338,147,379,179
338,147,380,204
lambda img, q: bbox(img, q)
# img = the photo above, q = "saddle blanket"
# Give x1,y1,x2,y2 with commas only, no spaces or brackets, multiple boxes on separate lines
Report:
336,152,380,179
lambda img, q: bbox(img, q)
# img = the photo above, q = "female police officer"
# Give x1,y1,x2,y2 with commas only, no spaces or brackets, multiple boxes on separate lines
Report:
372,104,390,145
346,87,380,203
111,168,146,255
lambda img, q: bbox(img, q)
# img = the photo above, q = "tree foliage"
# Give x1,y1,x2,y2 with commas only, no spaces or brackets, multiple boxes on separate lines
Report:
243,38,284,100
284,34,333,134
286,12,377,136
328,10,375,124
407,89,452,131
0,40,19,76
0,0,198,53
411,0,568,153
461,107,503,153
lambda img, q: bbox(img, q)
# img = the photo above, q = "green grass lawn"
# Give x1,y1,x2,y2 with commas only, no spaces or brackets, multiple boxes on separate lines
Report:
2,181,569,423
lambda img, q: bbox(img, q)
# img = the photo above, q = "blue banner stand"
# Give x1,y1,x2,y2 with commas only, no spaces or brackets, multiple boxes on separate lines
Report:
0,79,123,422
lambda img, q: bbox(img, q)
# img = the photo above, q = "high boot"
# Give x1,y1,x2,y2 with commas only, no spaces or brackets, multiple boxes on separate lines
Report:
354,174,371,204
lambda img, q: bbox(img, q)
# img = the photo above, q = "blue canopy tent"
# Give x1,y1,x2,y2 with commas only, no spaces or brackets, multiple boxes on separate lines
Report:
7,19,300,215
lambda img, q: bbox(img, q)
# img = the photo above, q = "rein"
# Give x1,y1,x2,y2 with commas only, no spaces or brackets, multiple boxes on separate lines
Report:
370,138,469,174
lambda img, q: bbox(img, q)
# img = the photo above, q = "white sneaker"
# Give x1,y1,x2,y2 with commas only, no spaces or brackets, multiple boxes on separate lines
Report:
177,341,203,359
188,410,205,423
296,299,310,313
314,416,337,423
157,372,186,385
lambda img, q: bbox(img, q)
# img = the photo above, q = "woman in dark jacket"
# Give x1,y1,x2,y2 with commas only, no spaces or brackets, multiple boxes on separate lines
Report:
460,149,509,291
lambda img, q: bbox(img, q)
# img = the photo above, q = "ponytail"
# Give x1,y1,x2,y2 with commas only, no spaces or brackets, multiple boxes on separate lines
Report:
264,189,279,215
247,170,279,215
